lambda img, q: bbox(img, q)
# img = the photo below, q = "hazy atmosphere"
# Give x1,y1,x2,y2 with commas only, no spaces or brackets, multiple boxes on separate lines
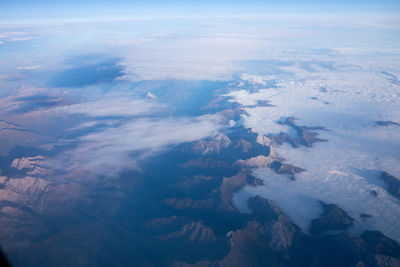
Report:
1,1,400,266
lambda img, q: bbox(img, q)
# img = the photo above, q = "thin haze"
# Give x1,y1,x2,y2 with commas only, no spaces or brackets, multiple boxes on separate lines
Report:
1,0,400,23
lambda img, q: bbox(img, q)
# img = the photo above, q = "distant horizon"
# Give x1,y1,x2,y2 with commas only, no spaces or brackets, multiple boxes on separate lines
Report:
1,13,400,27
1,0,399,24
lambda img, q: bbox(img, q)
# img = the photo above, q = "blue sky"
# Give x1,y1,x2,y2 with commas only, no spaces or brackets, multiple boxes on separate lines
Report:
1,0,400,23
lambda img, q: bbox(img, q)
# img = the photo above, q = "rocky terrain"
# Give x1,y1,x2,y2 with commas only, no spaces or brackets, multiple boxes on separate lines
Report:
269,117,327,148
379,172,400,200
1,113,399,267
0,76,399,267
375,121,400,127
309,202,354,236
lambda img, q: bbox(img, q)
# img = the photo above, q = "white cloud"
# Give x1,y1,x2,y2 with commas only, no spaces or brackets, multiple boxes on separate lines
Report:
55,97,165,117
16,65,41,70
9,37,35,41
60,115,217,176
230,53,400,242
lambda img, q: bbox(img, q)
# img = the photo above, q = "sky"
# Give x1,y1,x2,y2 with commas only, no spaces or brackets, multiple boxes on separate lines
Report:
1,0,400,23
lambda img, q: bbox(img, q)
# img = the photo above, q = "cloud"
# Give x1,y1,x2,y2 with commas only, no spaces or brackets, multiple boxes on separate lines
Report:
230,55,400,242
9,37,35,41
59,115,217,177
16,65,42,70
55,97,165,117
45,93,218,176
0,85,67,114
0,32,35,43
115,32,273,81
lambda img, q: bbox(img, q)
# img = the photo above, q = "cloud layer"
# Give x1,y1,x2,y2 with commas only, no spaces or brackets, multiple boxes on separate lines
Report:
230,52,400,241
